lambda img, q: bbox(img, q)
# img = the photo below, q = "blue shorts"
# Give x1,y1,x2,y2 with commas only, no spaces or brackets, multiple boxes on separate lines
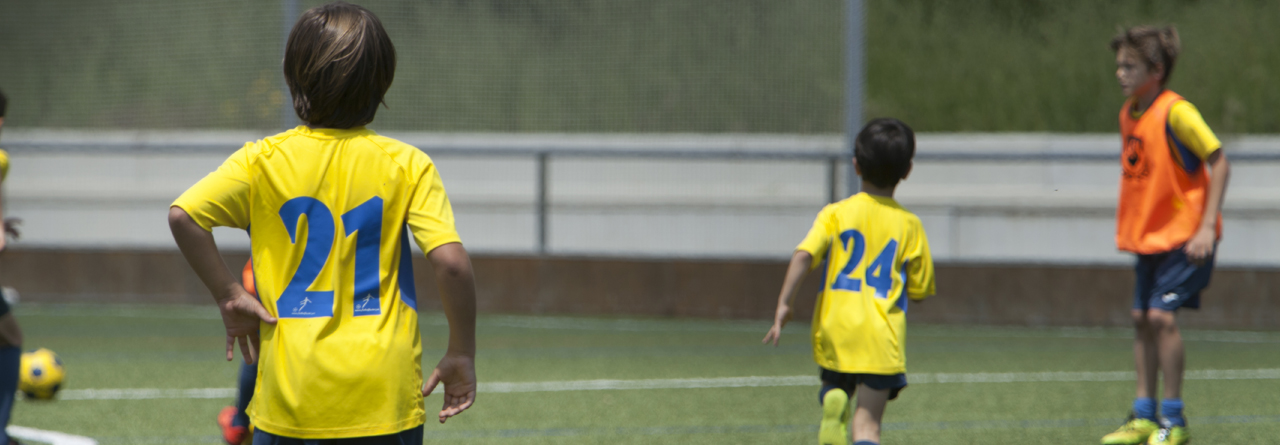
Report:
253,424,423,445
819,368,908,402
1133,248,1214,312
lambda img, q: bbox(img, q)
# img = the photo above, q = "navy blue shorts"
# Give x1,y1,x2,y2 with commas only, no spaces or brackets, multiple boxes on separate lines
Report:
1133,248,1214,312
253,424,423,445
819,368,908,402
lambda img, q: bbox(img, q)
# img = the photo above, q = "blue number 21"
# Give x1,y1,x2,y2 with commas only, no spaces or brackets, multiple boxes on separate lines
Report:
277,196,386,319
831,229,899,299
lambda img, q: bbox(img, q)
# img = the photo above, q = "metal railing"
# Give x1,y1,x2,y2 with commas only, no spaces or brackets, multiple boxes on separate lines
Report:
6,132,1280,255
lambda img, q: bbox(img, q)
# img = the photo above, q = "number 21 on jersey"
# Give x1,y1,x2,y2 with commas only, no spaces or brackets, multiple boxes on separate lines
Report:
276,196,386,319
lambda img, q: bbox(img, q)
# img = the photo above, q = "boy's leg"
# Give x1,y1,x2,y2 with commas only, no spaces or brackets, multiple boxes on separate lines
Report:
1131,309,1158,418
1149,308,1187,429
220,362,258,444
1130,255,1160,419
1148,309,1183,400
1102,256,1162,445
818,377,852,445
851,382,888,445
234,362,258,427
0,345,19,445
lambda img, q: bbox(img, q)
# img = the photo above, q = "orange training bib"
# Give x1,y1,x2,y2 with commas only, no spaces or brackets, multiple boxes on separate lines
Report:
1115,90,1220,254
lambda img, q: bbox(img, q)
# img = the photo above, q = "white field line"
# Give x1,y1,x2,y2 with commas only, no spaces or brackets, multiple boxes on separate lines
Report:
54,368,1280,400
7,426,97,445
59,388,235,400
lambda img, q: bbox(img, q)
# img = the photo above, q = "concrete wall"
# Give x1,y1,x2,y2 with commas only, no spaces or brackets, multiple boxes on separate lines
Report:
0,249,1274,329
4,131,1280,266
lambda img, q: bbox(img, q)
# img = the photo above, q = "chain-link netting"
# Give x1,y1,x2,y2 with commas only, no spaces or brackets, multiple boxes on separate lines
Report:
0,0,843,132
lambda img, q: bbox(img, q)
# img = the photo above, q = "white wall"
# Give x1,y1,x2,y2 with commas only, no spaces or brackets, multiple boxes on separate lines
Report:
4,130,1278,266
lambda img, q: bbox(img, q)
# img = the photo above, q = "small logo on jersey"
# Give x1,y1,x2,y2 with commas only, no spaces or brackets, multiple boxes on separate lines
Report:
354,294,380,315
1122,136,1149,180
291,297,316,316
1161,292,1179,303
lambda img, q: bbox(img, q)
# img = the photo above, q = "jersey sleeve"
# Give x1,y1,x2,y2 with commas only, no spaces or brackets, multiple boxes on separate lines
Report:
903,218,936,300
1168,100,1222,161
171,145,253,231
0,149,9,183
405,159,462,254
796,206,834,270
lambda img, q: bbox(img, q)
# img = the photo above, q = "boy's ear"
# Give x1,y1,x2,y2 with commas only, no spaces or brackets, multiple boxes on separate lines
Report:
0,117,5,128
852,158,861,176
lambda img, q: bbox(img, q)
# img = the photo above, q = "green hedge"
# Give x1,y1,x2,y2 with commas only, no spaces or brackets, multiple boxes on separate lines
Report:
0,0,1274,132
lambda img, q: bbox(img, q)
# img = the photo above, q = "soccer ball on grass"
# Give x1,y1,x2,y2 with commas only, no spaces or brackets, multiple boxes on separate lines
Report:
20,348,65,400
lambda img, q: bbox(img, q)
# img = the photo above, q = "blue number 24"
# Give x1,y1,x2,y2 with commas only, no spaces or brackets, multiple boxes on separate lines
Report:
831,229,899,299
277,196,394,319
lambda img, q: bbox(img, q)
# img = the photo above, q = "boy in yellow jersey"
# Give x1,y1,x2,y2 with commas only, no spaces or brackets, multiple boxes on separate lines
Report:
764,118,935,445
1101,26,1229,445
0,88,25,445
169,3,477,443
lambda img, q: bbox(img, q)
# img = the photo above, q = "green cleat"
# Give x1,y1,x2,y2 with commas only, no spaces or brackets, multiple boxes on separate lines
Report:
819,388,850,445
1102,414,1160,445
1146,423,1189,445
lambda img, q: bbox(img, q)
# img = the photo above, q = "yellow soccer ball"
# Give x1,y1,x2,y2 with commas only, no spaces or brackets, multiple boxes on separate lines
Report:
20,348,65,400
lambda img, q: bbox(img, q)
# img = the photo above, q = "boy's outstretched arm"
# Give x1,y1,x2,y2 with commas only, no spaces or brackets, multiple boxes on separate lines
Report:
168,206,276,364
421,242,477,424
763,250,813,346
1185,150,1229,264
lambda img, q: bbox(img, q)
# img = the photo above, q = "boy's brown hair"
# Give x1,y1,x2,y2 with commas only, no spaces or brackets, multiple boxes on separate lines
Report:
1110,25,1181,86
855,118,915,189
284,2,396,129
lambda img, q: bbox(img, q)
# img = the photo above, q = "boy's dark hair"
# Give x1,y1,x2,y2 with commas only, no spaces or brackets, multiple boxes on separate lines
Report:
0,88,7,118
854,118,915,188
284,2,396,129
1110,25,1180,86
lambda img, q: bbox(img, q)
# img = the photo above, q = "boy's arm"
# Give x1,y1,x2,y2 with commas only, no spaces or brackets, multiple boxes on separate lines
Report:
762,250,814,346
168,207,276,364
0,157,19,252
421,242,477,424
1184,149,1229,264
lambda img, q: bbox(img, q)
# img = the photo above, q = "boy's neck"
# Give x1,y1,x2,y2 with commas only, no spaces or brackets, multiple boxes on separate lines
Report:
1131,87,1164,114
860,180,896,199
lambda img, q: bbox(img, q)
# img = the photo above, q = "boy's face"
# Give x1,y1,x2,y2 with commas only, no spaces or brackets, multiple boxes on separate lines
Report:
1115,47,1162,98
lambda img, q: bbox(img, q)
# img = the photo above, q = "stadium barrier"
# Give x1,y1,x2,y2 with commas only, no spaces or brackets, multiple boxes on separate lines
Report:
0,249,1275,329
6,131,1280,265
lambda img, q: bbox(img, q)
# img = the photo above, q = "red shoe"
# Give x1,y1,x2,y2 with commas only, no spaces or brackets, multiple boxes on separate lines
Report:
217,406,249,445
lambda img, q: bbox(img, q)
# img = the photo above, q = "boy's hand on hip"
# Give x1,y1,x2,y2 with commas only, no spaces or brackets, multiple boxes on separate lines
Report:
424,353,477,424
216,287,276,365
1183,228,1215,265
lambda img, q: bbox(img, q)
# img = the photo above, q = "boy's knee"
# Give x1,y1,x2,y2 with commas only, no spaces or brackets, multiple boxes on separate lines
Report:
1130,309,1150,329
1146,309,1177,331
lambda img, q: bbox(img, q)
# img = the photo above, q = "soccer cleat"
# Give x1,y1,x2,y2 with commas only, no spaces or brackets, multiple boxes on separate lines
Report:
217,406,250,445
819,388,850,445
1101,414,1160,445
1146,422,1189,445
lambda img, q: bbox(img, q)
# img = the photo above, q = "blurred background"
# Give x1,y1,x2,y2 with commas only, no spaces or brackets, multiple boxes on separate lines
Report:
0,0,1277,325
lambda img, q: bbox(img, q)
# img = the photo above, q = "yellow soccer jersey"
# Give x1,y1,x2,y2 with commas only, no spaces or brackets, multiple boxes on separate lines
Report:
172,126,461,438
0,149,9,182
1130,99,1222,160
796,193,935,375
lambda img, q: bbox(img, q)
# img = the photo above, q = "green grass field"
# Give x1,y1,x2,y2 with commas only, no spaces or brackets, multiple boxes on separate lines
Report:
10,304,1280,444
